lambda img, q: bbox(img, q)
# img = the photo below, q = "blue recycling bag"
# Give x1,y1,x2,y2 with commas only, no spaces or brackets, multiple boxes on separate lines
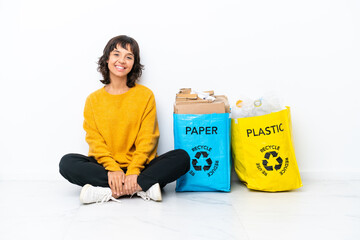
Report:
174,113,231,192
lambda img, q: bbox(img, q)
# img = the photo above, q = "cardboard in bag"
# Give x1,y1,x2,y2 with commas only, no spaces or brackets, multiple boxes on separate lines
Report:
174,89,230,114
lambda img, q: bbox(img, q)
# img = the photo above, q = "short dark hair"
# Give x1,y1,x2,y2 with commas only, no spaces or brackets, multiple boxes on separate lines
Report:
97,35,144,87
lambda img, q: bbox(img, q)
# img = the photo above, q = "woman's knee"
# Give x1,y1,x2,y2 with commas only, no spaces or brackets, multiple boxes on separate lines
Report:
174,149,190,171
59,153,77,174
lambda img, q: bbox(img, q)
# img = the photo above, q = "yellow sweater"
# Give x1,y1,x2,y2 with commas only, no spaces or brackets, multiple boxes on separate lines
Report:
83,84,160,175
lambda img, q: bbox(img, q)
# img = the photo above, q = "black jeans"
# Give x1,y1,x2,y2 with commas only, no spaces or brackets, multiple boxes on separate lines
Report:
59,149,190,191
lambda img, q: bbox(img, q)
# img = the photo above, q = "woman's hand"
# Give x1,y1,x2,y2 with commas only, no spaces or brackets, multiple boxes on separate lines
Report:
108,171,125,197
124,174,139,195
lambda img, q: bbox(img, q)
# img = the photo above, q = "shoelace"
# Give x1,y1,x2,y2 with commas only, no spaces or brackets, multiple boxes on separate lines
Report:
136,191,150,201
96,192,121,204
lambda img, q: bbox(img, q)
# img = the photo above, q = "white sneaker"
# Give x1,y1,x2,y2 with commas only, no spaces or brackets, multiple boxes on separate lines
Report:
80,184,121,204
136,183,162,202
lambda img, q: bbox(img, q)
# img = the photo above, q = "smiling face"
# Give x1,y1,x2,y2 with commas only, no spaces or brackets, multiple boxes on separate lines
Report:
107,44,135,81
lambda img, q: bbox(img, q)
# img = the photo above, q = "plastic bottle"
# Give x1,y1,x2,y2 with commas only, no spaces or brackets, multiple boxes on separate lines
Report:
231,93,284,119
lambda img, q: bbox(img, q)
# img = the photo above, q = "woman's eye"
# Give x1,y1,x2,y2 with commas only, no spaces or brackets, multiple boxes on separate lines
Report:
127,56,133,60
114,54,119,56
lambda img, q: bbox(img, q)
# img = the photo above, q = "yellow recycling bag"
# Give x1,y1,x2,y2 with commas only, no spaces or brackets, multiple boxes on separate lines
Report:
231,107,302,192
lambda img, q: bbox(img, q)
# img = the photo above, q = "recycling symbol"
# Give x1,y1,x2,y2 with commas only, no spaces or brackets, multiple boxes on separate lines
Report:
192,151,212,171
262,151,283,171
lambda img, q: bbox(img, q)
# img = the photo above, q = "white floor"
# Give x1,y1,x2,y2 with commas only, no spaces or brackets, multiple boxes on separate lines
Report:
1,173,359,240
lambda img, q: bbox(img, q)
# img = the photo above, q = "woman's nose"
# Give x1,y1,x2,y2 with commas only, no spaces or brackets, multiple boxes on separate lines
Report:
117,57,125,64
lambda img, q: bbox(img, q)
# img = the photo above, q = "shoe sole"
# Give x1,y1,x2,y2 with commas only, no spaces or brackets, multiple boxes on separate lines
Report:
80,184,91,204
152,183,162,202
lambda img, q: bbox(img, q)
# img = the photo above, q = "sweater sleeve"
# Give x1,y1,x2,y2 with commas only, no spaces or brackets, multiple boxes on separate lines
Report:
126,94,160,175
83,96,122,172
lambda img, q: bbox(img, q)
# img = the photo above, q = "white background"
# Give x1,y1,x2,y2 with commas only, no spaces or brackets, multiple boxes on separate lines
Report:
0,0,359,180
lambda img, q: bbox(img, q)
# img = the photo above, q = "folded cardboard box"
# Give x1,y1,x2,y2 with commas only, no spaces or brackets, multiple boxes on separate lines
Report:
174,89,230,114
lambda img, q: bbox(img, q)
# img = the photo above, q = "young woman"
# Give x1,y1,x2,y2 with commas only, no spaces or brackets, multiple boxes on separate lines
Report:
59,35,190,203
